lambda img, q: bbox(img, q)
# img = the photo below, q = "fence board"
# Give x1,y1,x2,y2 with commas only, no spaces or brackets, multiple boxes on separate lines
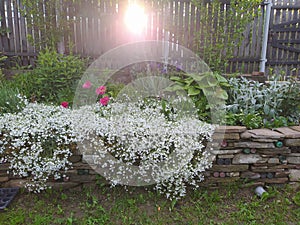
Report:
0,0,8,52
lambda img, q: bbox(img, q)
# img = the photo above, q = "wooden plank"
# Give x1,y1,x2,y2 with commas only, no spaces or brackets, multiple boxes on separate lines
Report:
75,0,83,54
6,0,15,52
272,5,300,9
174,0,179,44
13,0,20,53
268,60,300,65
292,8,299,61
189,3,195,49
18,0,27,53
183,1,189,47
2,51,37,56
0,0,9,52
255,5,264,58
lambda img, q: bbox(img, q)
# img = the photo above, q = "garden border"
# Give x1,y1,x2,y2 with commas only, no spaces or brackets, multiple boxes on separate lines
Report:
1,126,300,190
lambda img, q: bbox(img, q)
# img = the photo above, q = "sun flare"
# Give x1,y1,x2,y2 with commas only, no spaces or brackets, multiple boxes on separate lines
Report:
124,4,147,35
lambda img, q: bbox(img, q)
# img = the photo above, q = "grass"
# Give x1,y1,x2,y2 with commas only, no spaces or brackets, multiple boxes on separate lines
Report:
0,182,299,225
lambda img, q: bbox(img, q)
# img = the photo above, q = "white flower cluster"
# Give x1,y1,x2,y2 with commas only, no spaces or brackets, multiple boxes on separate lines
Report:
0,96,215,198
0,102,76,192
72,98,215,199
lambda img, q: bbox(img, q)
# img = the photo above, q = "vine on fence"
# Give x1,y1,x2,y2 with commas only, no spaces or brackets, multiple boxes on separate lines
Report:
191,0,261,73
19,0,79,52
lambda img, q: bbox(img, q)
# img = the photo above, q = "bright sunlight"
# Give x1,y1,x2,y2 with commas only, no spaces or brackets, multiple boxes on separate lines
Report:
124,3,147,35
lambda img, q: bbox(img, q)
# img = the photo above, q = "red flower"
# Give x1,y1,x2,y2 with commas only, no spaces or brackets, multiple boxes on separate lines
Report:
96,86,106,95
82,80,92,89
99,96,110,106
61,101,69,108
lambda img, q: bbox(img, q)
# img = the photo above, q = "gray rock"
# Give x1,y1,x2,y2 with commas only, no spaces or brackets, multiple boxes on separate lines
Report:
232,154,263,164
285,139,300,147
234,142,275,149
286,157,300,164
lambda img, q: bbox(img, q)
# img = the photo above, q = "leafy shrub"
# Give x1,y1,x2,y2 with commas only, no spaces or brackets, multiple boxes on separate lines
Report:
12,49,86,105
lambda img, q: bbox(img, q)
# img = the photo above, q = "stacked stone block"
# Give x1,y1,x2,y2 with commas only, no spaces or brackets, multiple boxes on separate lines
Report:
205,126,300,186
0,126,300,189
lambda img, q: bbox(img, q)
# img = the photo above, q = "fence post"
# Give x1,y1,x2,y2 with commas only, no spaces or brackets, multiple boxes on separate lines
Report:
259,0,272,73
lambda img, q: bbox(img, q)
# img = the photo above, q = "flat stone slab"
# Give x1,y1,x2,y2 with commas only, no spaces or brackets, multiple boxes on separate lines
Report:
248,129,284,139
212,132,240,140
275,127,300,138
257,147,291,155
232,154,263,164
215,126,247,133
285,139,300,147
210,164,249,172
289,169,300,182
286,156,300,164
240,131,252,139
290,126,300,132
241,171,261,179
211,149,242,155
234,142,275,149
264,177,289,184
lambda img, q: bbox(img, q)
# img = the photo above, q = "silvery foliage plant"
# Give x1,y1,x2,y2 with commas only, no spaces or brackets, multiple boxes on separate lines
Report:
226,77,296,121
0,95,215,199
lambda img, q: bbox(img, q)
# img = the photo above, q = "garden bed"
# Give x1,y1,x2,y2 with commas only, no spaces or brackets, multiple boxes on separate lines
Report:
1,126,299,190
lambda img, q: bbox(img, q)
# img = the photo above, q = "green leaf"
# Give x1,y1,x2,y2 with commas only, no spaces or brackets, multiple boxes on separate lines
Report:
188,87,201,96
206,75,218,87
165,84,185,92
185,73,208,82
170,76,183,82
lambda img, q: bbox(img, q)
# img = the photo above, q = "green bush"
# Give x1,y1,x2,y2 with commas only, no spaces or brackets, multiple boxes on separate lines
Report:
12,49,86,105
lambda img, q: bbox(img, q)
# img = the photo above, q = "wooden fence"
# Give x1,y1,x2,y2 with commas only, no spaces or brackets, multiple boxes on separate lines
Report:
268,2,300,78
0,0,299,77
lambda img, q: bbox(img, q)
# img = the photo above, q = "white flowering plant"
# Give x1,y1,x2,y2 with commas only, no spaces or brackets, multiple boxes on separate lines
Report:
0,99,76,192
73,80,216,199
89,99,215,199
0,81,216,199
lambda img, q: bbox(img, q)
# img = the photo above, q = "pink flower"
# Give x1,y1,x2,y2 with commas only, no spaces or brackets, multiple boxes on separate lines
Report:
82,80,92,89
61,101,69,108
99,96,110,106
96,86,106,95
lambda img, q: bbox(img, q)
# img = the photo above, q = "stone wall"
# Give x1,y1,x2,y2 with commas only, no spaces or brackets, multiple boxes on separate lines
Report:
1,126,300,190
